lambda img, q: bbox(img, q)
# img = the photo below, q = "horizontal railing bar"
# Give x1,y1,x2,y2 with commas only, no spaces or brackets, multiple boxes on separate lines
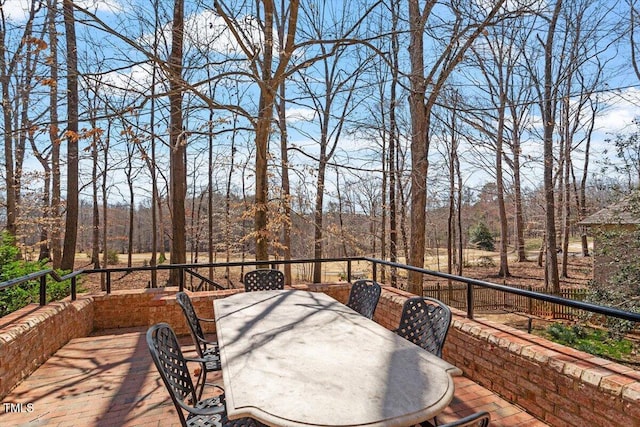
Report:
0,269,53,290
82,257,368,274
1,256,638,324
363,257,640,323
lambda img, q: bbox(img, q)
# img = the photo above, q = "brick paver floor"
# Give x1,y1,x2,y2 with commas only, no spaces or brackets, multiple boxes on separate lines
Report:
1,327,548,427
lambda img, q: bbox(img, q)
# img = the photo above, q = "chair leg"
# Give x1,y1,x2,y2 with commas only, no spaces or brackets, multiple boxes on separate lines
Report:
192,366,207,401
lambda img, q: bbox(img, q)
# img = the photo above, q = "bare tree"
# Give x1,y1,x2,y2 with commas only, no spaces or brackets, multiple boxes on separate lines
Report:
168,0,186,283
60,0,79,271
213,0,300,262
406,0,508,294
1,0,41,239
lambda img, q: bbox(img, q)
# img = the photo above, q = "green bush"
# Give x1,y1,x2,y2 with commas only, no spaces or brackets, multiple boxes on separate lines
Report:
469,222,495,251
542,323,634,360
106,249,119,265
0,232,77,317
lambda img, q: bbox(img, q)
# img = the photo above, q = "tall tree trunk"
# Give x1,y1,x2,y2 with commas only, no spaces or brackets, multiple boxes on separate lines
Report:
407,0,429,294
456,147,463,276
127,157,135,268
277,79,293,284
61,0,79,271
277,0,293,285
543,0,562,293
578,99,596,257
225,109,238,281
447,94,458,284
561,95,571,278
496,89,510,277
208,112,214,279
48,0,62,268
388,0,399,286
254,1,276,263
312,152,327,283
169,0,186,284
1,25,16,237
91,120,100,269
149,26,159,286
513,127,527,262
255,88,274,262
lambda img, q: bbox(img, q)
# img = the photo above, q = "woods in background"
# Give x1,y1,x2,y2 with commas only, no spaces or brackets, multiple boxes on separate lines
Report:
2,0,639,293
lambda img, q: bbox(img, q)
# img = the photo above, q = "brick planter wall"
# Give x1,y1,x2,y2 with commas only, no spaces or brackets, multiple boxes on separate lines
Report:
92,288,169,329
0,298,93,399
373,286,640,427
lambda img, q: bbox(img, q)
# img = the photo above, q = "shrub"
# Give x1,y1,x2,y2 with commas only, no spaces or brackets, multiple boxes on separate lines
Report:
469,222,495,251
0,232,77,317
106,250,119,265
541,323,634,360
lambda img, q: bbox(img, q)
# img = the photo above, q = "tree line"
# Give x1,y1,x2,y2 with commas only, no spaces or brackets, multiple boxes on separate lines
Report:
2,0,639,293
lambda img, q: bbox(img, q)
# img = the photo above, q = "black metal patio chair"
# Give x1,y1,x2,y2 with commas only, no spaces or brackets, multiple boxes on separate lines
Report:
147,323,266,427
346,279,382,319
176,291,221,398
243,269,285,292
420,411,490,427
395,296,452,358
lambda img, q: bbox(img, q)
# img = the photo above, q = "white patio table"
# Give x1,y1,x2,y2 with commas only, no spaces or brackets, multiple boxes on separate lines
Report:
213,289,462,427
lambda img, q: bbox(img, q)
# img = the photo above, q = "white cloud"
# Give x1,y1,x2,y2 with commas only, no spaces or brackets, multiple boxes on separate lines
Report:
2,0,33,22
101,62,154,97
594,87,640,135
3,0,123,22
286,107,315,122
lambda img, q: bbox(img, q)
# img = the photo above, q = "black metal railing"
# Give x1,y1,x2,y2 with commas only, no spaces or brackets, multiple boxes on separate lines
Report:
0,269,81,306
1,256,639,325
363,257,640,323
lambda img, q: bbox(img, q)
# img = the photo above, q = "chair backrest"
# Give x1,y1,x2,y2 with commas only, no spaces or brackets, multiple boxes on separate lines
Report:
347,279,382,319
175,292,206,357
146,323,196,426
439,411,491,427
396,296,452,357
243,269,285,292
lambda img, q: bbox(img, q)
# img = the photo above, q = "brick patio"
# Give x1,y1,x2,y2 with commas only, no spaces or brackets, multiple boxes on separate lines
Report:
0,327,547,427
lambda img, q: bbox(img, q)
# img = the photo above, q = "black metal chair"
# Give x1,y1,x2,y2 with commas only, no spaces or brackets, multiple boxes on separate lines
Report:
243,269,285,292
421,411,490,427
346,279,382,319
395,296,452,358
176,291,221,398
147,323,266,427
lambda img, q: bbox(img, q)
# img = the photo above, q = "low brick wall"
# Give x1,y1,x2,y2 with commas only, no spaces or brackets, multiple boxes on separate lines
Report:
92,287,170,329
373,286,640,427
10,283,350,343
149,288,242,335
0,298,94,399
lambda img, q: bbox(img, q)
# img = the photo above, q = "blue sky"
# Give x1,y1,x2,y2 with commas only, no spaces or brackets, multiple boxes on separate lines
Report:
4,0,640,207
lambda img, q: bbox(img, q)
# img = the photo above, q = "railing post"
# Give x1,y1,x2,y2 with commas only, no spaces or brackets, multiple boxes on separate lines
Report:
467,283,474,319
40,275,47,306
179,267,184,291
71,276,77,300
347,260,352,283
107,271,112,294
372,262,377,282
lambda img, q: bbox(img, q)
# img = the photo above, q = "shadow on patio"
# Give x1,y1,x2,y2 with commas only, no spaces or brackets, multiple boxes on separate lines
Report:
1,327,545,427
